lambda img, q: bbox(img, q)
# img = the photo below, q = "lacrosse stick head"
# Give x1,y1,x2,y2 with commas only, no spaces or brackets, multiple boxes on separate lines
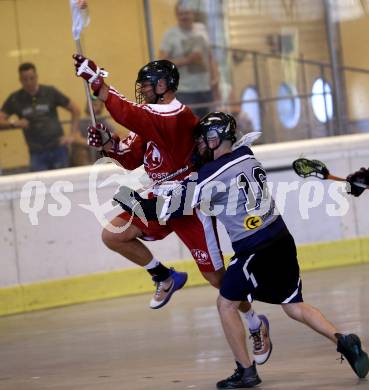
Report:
292,158,330,179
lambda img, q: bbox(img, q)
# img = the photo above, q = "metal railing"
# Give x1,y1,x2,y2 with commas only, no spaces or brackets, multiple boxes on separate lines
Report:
186,45,369,142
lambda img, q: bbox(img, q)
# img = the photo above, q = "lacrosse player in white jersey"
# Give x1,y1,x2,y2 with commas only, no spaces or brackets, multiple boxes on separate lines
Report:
153,112,369,388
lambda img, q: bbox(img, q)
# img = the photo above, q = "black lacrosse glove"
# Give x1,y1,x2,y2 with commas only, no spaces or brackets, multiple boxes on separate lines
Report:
113,186,158,221
346,167,369,197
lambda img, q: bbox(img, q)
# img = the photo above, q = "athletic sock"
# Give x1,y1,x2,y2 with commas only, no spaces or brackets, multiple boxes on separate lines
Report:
242,309,261,331
144,258,170,281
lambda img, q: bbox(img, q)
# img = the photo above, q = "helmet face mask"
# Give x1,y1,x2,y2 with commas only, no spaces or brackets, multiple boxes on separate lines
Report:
135,80,157,104
203,129,221,149
135,60,179,104
194,135,213,165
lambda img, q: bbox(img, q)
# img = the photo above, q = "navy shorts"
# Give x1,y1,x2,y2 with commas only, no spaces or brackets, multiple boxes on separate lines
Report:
220,231,303,304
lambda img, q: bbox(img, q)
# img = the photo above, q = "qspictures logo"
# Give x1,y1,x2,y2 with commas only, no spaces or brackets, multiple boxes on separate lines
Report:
17,157,143,234
15,158,353,231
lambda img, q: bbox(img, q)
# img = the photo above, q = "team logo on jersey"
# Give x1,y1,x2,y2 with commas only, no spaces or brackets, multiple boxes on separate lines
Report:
144,141,163,170
191,249,210,265
244,215,263,230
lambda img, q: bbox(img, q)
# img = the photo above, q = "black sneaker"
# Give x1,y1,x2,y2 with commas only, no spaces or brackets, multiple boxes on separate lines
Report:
336,333,369,378
216,361,261,389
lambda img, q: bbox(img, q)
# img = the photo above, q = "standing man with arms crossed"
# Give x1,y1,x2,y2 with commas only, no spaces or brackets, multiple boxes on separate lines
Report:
0,63,80,171
73,55,272,365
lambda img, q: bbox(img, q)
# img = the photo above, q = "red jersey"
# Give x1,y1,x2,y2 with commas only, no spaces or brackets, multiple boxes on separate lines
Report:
105,87,199,181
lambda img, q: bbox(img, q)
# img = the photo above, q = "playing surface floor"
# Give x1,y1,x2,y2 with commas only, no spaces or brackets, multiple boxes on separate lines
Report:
0,263,368,390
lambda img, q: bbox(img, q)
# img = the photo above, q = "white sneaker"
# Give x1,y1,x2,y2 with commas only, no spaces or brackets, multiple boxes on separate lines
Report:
249,314,272,365
149,268,188,309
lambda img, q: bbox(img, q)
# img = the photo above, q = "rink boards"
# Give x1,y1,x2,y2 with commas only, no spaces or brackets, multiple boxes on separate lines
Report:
0,134,368,316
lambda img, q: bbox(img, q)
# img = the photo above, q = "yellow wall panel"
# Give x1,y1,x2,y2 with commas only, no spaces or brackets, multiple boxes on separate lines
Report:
0,0,20,101
0,131,29,169
0,0,29,169
340,16,369,121
82,0,149,101
150,0,178,57
0,0,148,170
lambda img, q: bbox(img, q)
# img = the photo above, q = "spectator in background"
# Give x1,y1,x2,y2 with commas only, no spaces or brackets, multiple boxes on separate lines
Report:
159,0,219,118
71,96,116,166
0,62,80,172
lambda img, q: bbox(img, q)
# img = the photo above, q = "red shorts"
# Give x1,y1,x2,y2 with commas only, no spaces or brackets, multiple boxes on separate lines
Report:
119,209,224,273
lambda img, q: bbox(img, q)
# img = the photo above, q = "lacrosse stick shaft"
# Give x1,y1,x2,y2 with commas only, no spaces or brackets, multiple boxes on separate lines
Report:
136,165,190,196
76,39,96,127
328,174,368,189
327,174,346,182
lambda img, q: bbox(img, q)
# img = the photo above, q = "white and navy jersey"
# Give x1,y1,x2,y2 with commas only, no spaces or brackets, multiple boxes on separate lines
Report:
192,146,287,254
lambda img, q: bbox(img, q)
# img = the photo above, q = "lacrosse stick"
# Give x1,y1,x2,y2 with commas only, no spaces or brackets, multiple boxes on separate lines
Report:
232,131,262,150
134,164,190,197
69,0,96,126
292,158,368,189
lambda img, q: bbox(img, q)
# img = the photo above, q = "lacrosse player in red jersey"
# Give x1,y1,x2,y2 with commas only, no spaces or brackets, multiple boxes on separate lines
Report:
73,55,272,364
72,55,272,363
73,56,201,309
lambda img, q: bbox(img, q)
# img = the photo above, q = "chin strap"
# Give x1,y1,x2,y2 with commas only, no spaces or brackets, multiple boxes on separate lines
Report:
154,86,170,103
154,94,163,103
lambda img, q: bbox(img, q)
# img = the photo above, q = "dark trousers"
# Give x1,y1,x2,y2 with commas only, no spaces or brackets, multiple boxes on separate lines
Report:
30,146,69,172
